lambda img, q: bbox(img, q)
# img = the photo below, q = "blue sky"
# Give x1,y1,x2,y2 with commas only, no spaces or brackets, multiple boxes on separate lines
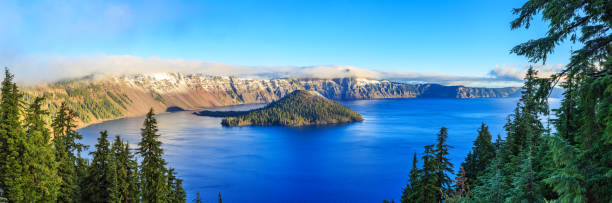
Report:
0,0,573,85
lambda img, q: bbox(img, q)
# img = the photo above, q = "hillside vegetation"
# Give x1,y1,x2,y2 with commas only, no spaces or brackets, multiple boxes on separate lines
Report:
0,70,190,202
20,75,520,128
23,81,130,125
220,90,363,127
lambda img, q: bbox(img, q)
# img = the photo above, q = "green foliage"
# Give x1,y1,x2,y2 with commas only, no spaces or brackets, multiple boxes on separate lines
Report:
409,1,612,202
420,144,439,202
112,136,140,203
510,0,612,202
24,82,129,124
22,97,61,202
62,83,124,122
52,102,87,203
139,109,169,202
83,130,120,202
0,68,27,201
434,127,454,200
107,91,129,110
459,123,495,193
472,136,508,203
167,168,186,203
222,90,363,127
0,70,185,202
400,128,455,203
401,153,421,203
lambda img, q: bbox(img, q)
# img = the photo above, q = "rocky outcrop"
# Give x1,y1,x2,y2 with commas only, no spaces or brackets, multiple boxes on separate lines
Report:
23,73,520,127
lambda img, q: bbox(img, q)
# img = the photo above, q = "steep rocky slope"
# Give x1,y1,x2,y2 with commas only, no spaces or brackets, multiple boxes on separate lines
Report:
22,73,520,127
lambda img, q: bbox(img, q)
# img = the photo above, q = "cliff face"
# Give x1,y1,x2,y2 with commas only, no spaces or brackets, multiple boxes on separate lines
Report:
23,73,520,127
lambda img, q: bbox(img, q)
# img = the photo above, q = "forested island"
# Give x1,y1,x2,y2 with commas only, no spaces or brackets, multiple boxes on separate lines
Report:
196,90,364,127
20,74,521,128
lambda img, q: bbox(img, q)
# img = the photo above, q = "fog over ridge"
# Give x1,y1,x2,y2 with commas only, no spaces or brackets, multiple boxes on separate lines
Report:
5,55,562,88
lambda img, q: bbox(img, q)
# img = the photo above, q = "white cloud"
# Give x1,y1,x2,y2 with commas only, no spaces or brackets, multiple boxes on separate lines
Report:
488,64,564,81
4,54,563,88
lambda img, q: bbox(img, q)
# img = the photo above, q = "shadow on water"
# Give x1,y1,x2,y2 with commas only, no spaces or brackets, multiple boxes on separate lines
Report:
166,106,185,112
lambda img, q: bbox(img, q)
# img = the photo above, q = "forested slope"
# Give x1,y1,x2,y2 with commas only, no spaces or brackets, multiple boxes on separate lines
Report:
22,75,520,128
221,90,363,127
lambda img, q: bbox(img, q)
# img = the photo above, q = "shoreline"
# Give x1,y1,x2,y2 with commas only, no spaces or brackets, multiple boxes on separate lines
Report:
75,97,523,130
75,103,269,130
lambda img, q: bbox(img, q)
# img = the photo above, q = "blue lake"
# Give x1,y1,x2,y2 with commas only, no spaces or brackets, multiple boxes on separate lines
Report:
78,98,557,202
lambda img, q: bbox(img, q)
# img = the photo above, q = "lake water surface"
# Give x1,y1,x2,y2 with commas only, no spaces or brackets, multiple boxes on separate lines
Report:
78,98,556,202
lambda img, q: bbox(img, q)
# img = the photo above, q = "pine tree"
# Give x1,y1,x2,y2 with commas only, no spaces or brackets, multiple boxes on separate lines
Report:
511,0,611,201
401,152,421,203
112,135,140,203
175,178,187,203
218,192,223,203
508,143,541,202
461,123,495,189
84,131,119,202
453,168,468,198
194,192,202,203
473,135,507,203
434,127,453,201
0,68,26,201
166,168,186,203
76,156,90,202
139,108,168,202
497,68,549,202
22,97,61,202
52,102,87,202
420,144,438,203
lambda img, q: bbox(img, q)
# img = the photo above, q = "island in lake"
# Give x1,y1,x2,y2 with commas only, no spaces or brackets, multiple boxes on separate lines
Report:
195,90,364,127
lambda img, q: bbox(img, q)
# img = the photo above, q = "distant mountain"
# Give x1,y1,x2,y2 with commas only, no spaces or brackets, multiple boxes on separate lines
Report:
21,73,521,127
210,90,364,127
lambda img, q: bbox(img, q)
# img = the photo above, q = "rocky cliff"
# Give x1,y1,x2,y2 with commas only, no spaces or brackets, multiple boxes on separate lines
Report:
22,73,520,127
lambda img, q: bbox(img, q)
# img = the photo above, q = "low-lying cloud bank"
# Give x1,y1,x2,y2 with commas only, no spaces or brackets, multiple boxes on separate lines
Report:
5,55,563,87
488,64,564,81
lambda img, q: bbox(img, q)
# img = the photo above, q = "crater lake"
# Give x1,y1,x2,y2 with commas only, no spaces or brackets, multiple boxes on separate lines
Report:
78,98,558,202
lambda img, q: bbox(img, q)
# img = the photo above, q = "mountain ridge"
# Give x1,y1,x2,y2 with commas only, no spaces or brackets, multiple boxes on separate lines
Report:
21,73,521,128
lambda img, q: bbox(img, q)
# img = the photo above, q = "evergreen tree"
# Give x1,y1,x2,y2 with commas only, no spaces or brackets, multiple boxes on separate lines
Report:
112,136,140,203
139,108,168,202
453,168,468,199
83,130,119,202
434,127,453,201
76,156,90,202
460,123,495,189
22,97,61,202
401,152,421,203
52,102,87,202
175,178,187,203
473,135,507,203
218,192,223,203
0,68,26,201
194,192,202,203
166,168,186,203
508,143,542,202
511,0,611,201
420,145,438,203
